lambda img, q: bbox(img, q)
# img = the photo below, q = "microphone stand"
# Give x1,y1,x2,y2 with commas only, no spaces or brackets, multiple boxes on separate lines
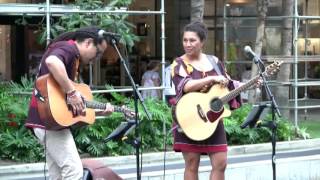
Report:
254,57,281,180
111,38,152,180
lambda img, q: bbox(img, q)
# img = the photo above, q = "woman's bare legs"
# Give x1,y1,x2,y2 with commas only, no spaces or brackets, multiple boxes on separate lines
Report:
208,152,227,180
182,152,201,180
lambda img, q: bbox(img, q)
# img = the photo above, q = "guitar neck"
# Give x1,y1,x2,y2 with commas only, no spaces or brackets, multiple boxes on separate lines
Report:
220,76,260,103
219,61,283,103
85,101,123,113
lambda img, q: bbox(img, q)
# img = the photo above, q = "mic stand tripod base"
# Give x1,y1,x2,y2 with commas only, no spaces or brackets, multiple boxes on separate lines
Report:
256,121,277,129
122,137,141,148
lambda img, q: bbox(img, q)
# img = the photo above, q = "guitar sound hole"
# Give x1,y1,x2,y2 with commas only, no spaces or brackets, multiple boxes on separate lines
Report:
210,98,223,112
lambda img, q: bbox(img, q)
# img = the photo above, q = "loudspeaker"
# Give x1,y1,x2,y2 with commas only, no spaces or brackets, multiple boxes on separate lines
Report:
82,159,123,180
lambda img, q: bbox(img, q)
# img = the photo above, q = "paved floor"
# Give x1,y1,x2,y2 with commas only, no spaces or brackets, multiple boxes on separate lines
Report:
0,139,320,180
113,148,320,175
7,147,320,180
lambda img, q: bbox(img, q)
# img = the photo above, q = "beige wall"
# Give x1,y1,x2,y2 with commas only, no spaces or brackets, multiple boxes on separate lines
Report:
0,0,31,3
129,0,156,57
127,0,190,59
0,26,11,81
0,0,16,3
0,0,33,81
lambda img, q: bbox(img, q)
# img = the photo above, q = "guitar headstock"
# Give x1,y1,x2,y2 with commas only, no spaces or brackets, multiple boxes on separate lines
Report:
264,60,283,77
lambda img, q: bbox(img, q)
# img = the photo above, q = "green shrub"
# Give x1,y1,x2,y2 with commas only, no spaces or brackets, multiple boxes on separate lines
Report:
0,78,307,162
73,87,173,157
0,78,44,162
36,0,139,50
224,104,297,145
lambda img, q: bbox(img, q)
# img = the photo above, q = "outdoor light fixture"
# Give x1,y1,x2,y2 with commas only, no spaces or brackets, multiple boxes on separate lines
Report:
227,0,253,4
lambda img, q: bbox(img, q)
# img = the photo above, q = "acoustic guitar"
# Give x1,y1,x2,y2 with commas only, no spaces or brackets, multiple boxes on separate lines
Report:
175,61,283,141
35,74,134,130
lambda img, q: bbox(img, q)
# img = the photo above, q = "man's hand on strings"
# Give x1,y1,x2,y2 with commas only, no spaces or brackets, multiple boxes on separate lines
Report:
66,90,85,116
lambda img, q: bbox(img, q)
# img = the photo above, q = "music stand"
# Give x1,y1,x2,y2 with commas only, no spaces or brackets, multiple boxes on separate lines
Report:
241,102,268,129
105,120,136,142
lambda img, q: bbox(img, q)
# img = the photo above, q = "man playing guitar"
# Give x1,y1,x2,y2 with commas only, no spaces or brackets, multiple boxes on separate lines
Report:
25,26,123,179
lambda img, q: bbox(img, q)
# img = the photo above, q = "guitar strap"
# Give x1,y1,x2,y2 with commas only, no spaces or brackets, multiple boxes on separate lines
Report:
72,58,80,82
207,55,223,76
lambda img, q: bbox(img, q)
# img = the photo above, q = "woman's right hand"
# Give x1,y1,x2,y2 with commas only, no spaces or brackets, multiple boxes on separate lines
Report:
200,75,228,93
210,75,229,87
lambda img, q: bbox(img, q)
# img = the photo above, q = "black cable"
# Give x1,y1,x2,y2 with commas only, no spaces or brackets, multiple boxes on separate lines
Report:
140,135,143,178
43,129,47,180
163,125,178,180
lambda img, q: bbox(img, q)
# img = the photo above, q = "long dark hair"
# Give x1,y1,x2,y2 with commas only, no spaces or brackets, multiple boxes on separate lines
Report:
49,26,105,46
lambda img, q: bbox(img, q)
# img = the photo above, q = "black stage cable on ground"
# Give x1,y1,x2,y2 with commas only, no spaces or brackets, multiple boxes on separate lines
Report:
43,129,47,180
163,125,178,180
140,135,143,178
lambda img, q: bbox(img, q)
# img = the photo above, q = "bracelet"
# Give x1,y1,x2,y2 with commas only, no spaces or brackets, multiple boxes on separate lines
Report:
66,89,76,97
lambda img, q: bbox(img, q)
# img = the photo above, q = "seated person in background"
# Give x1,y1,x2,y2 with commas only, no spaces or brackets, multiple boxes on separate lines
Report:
141,61,161,99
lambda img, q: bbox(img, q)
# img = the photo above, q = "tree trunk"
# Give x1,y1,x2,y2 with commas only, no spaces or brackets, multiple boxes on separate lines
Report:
275,0,293,118
248,0,269,103
190,0,204,22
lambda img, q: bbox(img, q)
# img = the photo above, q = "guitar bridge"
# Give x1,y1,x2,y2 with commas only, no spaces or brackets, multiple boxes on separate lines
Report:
197,104,209,122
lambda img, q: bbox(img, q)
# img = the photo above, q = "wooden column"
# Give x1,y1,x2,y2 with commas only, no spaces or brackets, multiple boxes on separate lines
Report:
0,25,11,81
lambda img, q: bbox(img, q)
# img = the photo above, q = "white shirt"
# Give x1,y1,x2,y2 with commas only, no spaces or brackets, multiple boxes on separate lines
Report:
163,65,176,96
141,70,161,99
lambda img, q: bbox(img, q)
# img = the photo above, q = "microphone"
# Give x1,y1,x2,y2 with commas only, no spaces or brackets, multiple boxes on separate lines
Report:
105,120,136,142
240,103,267,129
244,45,262,64
98,30,121,42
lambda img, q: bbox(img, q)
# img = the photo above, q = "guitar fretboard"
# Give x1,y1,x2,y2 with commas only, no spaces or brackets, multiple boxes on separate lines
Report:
220,76,260,103
219,61,282,103
85,101,123,113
